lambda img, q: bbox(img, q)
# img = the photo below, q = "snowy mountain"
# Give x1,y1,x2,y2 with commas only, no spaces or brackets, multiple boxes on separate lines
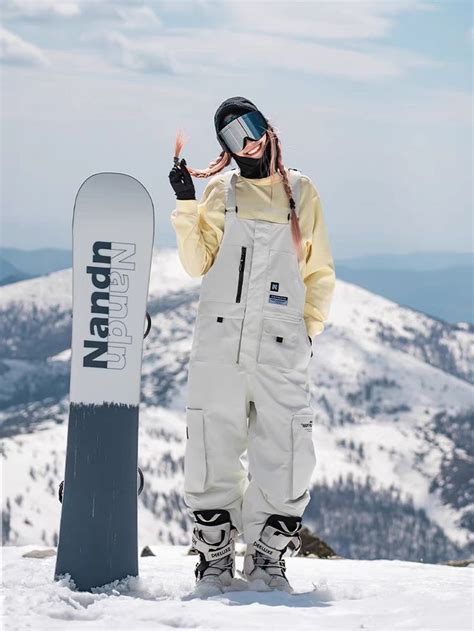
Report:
1,248,473,562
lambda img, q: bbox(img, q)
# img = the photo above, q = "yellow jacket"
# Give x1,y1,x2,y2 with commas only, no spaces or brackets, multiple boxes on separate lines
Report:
170,169,336,338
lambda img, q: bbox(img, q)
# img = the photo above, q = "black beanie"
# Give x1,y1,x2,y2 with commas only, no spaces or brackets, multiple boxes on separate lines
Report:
214,96,261,140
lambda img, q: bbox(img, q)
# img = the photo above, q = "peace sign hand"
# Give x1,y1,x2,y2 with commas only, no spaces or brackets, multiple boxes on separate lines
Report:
169,158,196,201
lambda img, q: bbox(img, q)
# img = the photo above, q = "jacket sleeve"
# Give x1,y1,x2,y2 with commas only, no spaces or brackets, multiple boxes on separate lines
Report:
169,175,225,277
300,176,336,338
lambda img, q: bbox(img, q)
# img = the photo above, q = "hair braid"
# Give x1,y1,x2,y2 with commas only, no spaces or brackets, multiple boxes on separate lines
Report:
188,150,232,178
267,123,305,263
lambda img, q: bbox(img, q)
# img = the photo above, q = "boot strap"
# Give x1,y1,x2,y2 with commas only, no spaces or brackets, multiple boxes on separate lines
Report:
192,533,235,562
253,533,301,560
253,539,282,561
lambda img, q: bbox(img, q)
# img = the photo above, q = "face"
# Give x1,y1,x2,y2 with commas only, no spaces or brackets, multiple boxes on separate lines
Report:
233,132,267,159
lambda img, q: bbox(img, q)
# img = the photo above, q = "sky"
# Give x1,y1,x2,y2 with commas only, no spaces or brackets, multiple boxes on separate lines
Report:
1,0,472,259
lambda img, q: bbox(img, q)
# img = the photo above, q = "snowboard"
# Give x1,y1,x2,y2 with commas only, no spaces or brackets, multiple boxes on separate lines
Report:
54,172,154,591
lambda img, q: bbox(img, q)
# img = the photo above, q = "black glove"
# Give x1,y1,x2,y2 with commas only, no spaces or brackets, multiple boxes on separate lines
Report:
169,158,196,200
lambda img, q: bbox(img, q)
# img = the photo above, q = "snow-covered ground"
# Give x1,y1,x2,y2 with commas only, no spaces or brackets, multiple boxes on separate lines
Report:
2,544,472,630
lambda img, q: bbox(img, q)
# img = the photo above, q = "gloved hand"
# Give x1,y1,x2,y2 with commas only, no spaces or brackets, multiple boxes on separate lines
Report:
169,158,196,200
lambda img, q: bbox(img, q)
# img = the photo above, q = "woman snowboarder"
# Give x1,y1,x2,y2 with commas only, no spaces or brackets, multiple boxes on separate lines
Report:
168,96,336,594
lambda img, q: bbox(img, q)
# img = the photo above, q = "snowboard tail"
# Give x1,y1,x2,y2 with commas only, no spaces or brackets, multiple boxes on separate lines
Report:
55,402,139,590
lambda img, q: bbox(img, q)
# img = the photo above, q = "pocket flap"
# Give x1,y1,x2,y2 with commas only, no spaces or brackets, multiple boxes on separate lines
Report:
263,318,299,342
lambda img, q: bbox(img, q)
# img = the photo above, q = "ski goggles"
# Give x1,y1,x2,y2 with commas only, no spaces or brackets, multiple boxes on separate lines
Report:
218,110,268,154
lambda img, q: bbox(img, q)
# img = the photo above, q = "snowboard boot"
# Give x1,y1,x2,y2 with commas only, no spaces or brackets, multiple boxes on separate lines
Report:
191,509,238,594
243,514,302,593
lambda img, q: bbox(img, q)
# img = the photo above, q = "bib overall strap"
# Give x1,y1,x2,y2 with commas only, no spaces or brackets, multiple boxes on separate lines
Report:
222,168,239,214
287,169,302,219
222,167,302,217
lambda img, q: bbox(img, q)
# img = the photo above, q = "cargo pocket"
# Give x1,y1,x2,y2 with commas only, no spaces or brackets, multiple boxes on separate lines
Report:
184,407,207,493
290,413,316,499
192,314,244,364
257,316,307,370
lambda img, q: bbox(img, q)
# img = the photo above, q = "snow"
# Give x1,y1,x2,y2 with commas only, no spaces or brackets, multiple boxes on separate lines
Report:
0,269,72,310
2,545,472,630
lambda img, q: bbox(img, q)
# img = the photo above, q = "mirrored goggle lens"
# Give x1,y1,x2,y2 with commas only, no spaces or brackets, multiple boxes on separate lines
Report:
219,111,267,153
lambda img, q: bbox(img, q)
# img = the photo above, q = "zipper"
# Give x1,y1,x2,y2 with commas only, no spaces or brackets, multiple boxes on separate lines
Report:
236,315,245,364
235,246,247,303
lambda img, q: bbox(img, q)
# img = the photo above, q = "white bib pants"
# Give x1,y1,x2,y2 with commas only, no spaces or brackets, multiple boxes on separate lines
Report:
184,169,317,544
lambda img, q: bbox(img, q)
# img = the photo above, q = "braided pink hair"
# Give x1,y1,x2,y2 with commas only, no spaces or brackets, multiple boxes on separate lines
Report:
174,122,305,262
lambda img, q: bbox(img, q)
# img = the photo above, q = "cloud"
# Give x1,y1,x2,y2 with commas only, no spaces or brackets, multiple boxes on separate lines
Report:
90,30,175,74
116,6,162,31
0,0,444,81
0,27,49,66
86,1,442,81
149,27,439,81
2,0,80,19
227,0,437,41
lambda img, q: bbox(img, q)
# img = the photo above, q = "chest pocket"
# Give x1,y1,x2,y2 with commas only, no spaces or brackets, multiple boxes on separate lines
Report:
200,243,250,305
264,248,306,316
